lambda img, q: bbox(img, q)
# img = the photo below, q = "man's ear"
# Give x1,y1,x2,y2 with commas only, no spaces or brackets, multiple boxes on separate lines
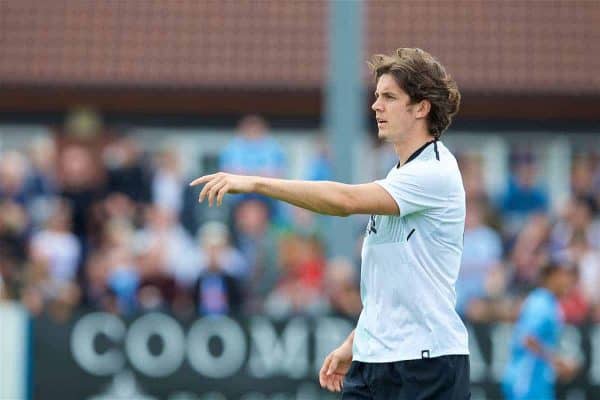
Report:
415,100,431,120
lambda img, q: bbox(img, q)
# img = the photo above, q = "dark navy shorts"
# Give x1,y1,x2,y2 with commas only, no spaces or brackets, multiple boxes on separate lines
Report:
342,355,470,400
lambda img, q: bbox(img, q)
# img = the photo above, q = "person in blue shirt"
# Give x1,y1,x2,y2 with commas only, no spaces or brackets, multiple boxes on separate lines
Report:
500,154,549,239
503,261,579,400
219,115,286,179
219,115,287,224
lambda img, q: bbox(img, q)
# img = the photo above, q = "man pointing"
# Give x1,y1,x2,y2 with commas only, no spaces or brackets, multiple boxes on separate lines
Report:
191,48,469,399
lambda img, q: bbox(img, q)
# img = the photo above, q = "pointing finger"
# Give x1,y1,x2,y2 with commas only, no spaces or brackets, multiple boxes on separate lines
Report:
189,174,215,187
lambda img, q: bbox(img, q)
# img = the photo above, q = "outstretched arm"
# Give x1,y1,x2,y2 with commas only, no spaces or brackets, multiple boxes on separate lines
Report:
189,172,399,216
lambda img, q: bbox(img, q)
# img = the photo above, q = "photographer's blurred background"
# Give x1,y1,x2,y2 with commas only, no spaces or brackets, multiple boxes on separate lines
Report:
1,1,599,399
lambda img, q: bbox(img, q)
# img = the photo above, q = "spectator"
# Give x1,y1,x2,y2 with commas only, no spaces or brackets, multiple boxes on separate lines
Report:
29,199,81,285
295,137,334,236
103,220,140,315
264,233,327,318
27,136,58,190
0,200,29,264
456,201,504,322
460,152,500,229
0,151,30,206
21,259,81,321
500,153,548,238
555,230,600,323
508,214,552,296
101,193,138,227
0,199,31,310
219,115,288,224
196,221,248,280
220,115,286,178
25,136,59,226
571,232,600,320
0,201,29,302
550,196,600,254
103,135,151,204
136,248,178,313
305,137,333,182
460,153,487,204
152,146,186,215
133,205,197,286
23,200,82,321
323,257,362,318
232,197,281,311
81,252,115,312
0,252,19,301
571,154,595,199
192,221,243,316
59,145,105,245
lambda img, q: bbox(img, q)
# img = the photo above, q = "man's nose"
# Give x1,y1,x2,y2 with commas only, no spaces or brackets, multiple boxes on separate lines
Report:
371,98,382,111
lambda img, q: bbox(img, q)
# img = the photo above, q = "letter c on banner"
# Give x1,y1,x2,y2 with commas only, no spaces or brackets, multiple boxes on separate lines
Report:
187,316,246,378
125,312,185,377
71,312,126,376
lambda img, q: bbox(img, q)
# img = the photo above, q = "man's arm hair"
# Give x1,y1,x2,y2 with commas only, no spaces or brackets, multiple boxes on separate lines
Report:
253,177,399,216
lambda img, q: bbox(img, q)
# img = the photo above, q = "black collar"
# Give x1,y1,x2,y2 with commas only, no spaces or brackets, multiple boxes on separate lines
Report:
396,140,437,169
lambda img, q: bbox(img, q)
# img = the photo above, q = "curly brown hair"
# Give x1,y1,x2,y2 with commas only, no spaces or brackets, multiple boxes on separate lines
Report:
369,48,461,139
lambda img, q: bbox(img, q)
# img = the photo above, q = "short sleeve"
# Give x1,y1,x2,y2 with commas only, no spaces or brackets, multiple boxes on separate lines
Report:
375,163,449,217
519,296,552,342
219,142,235,171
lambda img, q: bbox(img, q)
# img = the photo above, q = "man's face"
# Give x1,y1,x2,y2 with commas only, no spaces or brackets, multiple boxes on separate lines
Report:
371,73,421,143
553,268,576,298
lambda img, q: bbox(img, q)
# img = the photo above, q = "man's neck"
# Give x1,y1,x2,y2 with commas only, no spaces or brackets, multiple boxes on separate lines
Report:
393,131,436,167
541,284,560,299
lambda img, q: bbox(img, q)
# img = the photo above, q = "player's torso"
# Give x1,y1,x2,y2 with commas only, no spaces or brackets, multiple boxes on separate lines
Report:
354,143,468,361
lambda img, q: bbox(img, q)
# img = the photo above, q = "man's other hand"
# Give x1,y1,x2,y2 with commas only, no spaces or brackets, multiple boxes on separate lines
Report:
319,342,353,393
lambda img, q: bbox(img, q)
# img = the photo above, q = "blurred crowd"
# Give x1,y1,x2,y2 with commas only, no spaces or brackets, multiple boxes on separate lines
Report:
457,150,600,324
0,115,360,322
1,114,599,326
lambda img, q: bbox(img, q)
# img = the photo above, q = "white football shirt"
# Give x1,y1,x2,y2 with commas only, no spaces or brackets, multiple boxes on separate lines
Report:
353,140,469,362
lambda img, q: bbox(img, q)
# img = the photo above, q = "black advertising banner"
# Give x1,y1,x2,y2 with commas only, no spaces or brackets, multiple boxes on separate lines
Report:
33,312,353,400
32,312,600,399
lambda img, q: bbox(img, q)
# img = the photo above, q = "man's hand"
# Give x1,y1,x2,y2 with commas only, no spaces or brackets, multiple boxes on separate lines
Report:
319,341,353,393
189,172,256,207
554,357,580,382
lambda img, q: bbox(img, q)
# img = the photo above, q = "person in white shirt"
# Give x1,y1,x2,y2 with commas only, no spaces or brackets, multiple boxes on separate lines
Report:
190,48,469,399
